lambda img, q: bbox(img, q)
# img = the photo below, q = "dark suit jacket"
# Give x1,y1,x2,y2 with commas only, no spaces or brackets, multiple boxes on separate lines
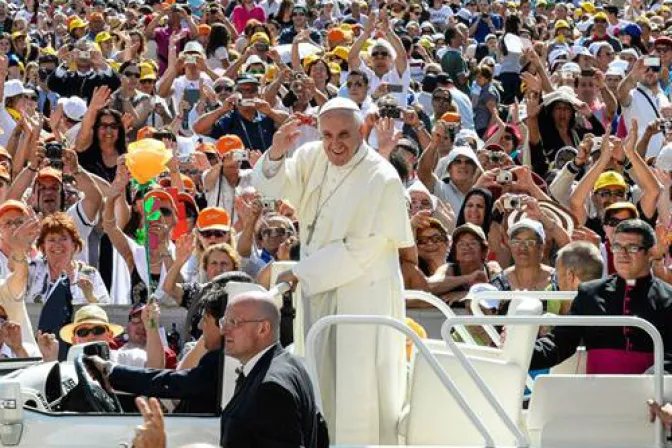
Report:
109,349,222,414
531,275,672,371
220,343,328,448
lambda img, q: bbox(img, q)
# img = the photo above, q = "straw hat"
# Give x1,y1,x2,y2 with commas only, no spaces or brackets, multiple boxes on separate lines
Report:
59,305,124,344
506,200,578,235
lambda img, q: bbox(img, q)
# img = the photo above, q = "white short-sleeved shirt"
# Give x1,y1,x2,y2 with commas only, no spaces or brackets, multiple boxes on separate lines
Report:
25,258,110,305
168,74,214,115
429,6,454,26
622,84,670,158
359,61,411,106
204,168,254,214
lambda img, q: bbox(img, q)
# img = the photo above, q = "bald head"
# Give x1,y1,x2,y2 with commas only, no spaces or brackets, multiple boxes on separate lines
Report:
227,291,281,341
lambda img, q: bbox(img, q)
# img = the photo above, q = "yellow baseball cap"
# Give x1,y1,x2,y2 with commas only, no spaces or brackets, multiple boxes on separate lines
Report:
68,17,88,32
555,20,570,30
250,32,270,45
95,31,112,44
581,2,596,14
594,11,608,21
328,46,350,61
593,171,628,192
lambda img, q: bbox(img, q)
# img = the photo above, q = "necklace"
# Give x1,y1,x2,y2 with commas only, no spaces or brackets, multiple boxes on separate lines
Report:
305,151,367,245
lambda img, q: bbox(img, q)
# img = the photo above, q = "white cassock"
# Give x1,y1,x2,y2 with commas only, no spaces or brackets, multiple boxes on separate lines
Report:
252,140,415,445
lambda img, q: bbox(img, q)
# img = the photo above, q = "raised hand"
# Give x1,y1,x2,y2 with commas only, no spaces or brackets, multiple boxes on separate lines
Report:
90,86,111,112
175,233,195,262
8,210,40,253
36,331,59,362
268,117,301,160
375,117,401,158
141,302,160,330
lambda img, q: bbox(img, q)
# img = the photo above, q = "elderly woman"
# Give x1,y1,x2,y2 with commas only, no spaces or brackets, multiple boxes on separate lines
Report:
490,218,556,295
26,213,109,304
527,85,605,177
429,224,502,304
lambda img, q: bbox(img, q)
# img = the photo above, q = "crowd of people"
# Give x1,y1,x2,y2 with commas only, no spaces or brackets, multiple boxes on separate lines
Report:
0,0,671,445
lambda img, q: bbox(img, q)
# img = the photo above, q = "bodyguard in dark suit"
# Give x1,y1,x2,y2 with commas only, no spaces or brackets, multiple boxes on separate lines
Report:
219,291,328,448
86,272,256,415
531,220,672,374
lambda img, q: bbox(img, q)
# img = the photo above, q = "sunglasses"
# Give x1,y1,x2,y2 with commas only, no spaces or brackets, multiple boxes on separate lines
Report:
159,207,173,217
236,87,259,94
604,217,626,227
215,84,234,94
99,122,119,130
75,326,107,338
647,65,662,73
140,79,155,84
124,71,141,78
371,51,390,58
200,229,228,238
595,190,626,199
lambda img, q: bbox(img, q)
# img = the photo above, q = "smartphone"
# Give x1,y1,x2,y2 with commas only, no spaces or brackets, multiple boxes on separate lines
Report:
645,57,661,67
387,84,404,93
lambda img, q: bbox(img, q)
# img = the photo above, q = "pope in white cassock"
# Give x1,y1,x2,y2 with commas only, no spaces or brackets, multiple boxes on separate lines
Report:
252,97,416,445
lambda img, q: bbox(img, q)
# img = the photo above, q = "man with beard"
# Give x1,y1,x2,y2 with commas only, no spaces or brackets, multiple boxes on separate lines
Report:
5,146,102,265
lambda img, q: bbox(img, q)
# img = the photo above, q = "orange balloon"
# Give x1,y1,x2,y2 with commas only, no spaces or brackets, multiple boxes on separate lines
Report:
126,138,172,184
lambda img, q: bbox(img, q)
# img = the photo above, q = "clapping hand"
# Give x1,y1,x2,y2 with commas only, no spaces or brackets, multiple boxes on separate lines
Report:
36,331,59,362
1,322,22,352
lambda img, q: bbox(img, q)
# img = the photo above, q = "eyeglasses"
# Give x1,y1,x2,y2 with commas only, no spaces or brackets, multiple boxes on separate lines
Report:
417,235,447,245
159,207,173,217
456,240,481,249
433,95,452,103
215,84,234,94
371,51,390,58
99,122,119,130
123,71,141,78
595,189,626,199
219,316,265,328
261,227,292,238
509,239,539,249
604,217,626,227
140,79,156,85
75,326,107,338
347,81,365,88
200,229,228,238
611,243,646,254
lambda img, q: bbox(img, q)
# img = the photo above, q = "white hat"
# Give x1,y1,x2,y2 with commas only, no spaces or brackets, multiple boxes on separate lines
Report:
620,48,638,59
507,218,546,244
588,41,611,57
606,60,628,77
318,97,360,117
182,40,205,55
243,54,267,72
3,80,29,100
548,48,569,68
542,85,582,109
58,96,87,122
571,45,593,60
656,144,672,171
456,8,472,21
443,145,483,176
560,62,581,76
369,38,397,60
406,180,437,210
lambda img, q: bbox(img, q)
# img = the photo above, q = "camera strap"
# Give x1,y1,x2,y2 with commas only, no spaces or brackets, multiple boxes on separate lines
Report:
636,87,661,119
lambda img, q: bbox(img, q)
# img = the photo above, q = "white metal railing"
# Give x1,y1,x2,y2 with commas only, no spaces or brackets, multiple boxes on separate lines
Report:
440,315,666,448
469,291,577,347
404,290,477,345
304,315,498,448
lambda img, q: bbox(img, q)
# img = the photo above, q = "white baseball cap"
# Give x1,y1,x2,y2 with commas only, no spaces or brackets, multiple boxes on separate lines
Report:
182,40,205,55
58,96,87,122
507,218,546,244
3,80,29,100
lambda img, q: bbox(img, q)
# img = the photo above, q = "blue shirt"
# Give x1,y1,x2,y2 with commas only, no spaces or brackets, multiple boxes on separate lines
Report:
210,109,276,152
470,13,502,43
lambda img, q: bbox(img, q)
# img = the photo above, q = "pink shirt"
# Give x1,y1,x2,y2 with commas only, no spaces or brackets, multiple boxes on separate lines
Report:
231,5,266,33
154,26,191,75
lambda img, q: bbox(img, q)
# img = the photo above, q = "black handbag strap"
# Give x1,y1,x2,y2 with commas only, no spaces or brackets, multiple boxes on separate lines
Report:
636,87,661,119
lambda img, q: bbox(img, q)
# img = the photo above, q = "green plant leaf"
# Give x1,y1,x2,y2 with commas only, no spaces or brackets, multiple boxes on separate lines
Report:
147,211,161,221
144,197,155,214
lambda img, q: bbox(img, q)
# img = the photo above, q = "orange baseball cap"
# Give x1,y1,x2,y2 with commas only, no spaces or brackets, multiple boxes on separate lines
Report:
216,135,244,154
158,175,196,193
196,207,231,231
177,191,198,212
145,188,177,211
440,111,461,123
37,167,63,184
328,28,348,43
197,142,217,154
137,126,157,141
198,24,211,36
0,199,29,218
